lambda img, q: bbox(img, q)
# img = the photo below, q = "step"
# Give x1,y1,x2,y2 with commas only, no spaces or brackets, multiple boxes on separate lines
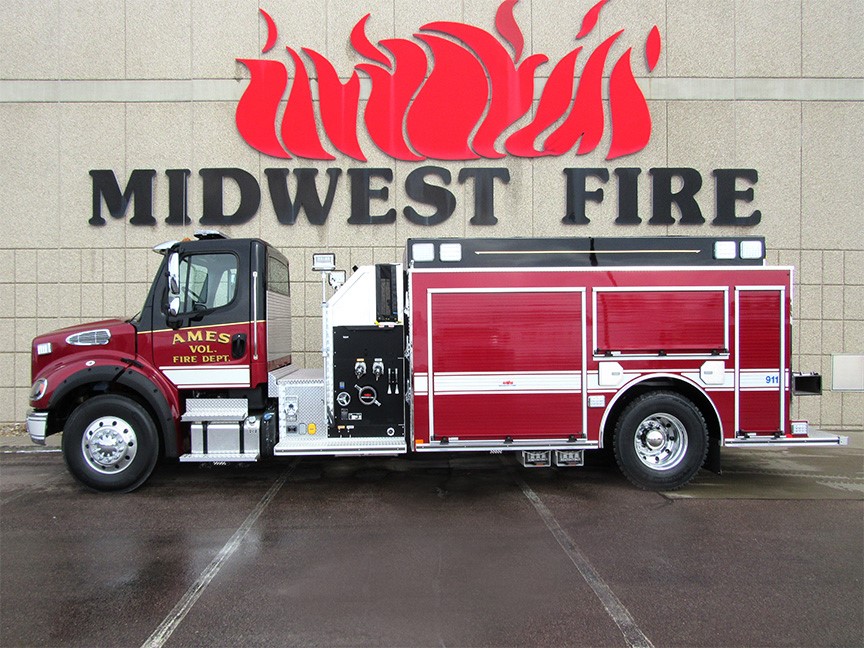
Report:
181,398,248,423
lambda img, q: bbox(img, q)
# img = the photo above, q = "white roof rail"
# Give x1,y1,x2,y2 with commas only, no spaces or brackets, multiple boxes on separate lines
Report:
194,230,229,240
152,240,179,255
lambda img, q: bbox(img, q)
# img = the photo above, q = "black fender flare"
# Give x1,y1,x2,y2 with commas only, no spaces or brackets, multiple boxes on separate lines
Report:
48,365,179,458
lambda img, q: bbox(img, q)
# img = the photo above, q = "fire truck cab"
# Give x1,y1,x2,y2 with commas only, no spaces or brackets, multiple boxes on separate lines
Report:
27,232,844,492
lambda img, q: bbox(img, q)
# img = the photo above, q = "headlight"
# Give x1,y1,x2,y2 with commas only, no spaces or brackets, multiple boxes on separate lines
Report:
66,329,111,346
29,378,48,402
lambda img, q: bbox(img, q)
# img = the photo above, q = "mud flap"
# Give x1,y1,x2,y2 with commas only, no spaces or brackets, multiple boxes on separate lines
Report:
705,435,722,474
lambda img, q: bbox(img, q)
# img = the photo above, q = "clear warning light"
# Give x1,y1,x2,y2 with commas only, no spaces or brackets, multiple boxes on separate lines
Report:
740,240,764,260
412,243,435,262
713,241,737,260
439,243,463,262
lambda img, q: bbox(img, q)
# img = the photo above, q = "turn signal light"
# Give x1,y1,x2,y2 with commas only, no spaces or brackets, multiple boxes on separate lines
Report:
30,378,48,402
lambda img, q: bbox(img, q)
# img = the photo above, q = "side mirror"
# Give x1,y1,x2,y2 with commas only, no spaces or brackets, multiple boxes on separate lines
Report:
167,252,181,316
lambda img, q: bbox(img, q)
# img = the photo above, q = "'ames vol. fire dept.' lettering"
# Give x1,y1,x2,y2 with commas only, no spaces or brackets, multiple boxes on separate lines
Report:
171,330,232,346
171,329,232,365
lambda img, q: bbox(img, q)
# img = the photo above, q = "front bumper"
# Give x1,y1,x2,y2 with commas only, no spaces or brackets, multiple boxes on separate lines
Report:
26,410,49,445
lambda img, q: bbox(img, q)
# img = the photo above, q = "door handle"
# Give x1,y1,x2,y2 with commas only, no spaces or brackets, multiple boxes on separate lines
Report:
231,333,247,359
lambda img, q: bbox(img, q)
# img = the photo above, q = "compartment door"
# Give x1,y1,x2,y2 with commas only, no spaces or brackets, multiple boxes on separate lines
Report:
428,288,585,442
735,288,786,435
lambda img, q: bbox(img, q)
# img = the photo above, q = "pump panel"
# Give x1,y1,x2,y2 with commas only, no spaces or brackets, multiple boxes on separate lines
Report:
332,326,405,438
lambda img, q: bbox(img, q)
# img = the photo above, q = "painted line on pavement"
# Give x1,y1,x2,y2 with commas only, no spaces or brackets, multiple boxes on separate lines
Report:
141,460,299,648
513,472,654,648
1,448,62,454
724,469,864,481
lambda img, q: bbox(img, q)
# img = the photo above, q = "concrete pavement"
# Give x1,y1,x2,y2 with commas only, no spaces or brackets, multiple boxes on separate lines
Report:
2,431,861,647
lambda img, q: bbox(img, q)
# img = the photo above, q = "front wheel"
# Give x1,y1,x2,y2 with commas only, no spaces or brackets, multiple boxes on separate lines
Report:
613,391,708,491
62,395,160,492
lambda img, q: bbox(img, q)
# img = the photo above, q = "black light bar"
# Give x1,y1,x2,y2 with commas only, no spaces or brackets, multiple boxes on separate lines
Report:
406,237,767,269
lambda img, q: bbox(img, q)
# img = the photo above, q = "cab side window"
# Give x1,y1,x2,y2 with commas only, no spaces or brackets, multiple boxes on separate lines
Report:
177,253,238,314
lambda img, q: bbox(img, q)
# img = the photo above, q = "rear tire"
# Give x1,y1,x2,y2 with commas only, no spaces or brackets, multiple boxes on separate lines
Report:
62,395,159,492
613,391,708,491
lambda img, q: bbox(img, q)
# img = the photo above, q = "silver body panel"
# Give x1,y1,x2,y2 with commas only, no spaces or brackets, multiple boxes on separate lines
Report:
275,368,328,443
273,367,408,455
180,398,260,462
266,289,292,364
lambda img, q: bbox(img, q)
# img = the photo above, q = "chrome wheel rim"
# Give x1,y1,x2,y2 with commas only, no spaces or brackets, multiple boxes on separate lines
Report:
81,417,138,474
634,413,688,471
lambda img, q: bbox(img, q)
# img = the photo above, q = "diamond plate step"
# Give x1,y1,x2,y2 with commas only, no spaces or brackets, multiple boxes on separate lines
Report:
181,398,248,423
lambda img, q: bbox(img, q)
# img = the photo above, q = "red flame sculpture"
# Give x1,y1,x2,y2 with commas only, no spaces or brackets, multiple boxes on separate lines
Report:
235,1,660,161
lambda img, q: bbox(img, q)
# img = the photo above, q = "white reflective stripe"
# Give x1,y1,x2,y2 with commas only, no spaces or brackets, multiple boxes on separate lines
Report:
738,369,782,389
414,373,429,395
433,372,582,394
586,370,643,391
160,366,251,388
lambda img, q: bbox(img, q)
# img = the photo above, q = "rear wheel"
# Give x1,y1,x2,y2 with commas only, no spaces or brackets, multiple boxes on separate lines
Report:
613,391,708,490
62,395,159,492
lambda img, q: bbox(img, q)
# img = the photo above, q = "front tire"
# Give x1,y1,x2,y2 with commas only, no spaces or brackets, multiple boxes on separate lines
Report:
62,395,159,492
613,391,708,491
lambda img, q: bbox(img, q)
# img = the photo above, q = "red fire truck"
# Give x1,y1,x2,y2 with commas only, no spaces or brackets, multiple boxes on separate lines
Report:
27,233,843,492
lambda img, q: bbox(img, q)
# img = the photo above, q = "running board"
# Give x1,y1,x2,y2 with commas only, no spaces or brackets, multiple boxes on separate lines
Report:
726,429,848,447
179,451,260,463
274,436,407,456
415,439,599,453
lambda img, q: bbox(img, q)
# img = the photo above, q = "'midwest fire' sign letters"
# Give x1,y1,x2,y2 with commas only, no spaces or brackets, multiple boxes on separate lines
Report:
89,0,761,228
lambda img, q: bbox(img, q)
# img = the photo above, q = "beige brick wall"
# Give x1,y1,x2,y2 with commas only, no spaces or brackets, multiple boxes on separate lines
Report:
1,0,862,429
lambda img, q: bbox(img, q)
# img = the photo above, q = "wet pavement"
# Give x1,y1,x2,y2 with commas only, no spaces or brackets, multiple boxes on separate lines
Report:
1,436,862,647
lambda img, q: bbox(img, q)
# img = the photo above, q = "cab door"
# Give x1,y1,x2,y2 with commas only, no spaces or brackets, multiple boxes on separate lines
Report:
150,244,255,390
